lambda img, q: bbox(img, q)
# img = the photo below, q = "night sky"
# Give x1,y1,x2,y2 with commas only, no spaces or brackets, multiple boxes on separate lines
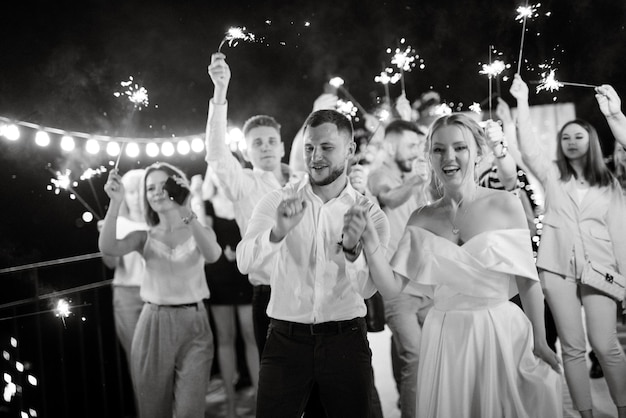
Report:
1,0,625,267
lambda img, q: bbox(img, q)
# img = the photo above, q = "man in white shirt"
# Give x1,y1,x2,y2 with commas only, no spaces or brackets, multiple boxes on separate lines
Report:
367,119,432,418
237,109,390,417
205,53,300,356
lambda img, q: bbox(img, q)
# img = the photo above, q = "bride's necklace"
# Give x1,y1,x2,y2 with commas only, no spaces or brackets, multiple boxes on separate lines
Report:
449,192,475,235
450,204,465,235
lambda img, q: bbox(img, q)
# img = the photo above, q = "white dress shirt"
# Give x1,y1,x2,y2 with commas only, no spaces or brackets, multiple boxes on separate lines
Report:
205,100,301,285
237,176,390,323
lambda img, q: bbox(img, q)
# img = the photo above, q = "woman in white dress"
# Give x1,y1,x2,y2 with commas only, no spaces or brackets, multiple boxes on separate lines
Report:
355,113,562,418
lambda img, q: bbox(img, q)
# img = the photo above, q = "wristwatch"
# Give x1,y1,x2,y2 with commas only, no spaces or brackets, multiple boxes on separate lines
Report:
342,241,363,257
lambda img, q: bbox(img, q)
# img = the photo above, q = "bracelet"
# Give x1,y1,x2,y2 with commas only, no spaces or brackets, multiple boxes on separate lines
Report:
495,141,508,159
181,212,198,225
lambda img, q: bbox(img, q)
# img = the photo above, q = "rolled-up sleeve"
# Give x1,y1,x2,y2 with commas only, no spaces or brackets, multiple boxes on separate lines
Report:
236,190,283,277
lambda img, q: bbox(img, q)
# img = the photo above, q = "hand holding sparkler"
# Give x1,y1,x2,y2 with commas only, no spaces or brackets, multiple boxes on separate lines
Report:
104,169,125,203
595,84,623,119
509,74,530,103
217,27,256,53
395,93,412,122
595,84,626,146
208,52,231,104
484,120,507,153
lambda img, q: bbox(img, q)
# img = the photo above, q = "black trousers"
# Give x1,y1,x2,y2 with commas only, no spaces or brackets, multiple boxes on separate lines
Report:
252,284,272,357
256,317,373,418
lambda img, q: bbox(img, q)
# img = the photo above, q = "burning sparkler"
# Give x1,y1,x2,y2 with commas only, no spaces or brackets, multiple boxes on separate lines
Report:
47,167,102,220
114,76,149,110
329,77,367,115
534,68,597,93
336,99,358,119
469,102,482,114
387,39,422,95
515,2,541,74
217,26,256,53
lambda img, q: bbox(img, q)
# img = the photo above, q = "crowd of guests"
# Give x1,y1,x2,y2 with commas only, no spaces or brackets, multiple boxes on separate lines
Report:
97,52,626,418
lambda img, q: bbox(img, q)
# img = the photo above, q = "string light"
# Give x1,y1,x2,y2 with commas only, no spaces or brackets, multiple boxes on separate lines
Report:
35,131,50,147
60,135,75,152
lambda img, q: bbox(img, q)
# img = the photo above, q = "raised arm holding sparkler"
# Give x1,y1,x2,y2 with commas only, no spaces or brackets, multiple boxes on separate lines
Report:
595,84,626,147
99,163,221,418
509,74,552,182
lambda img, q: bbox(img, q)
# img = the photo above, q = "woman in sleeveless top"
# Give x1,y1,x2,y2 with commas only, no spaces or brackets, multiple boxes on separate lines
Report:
99,162,222,418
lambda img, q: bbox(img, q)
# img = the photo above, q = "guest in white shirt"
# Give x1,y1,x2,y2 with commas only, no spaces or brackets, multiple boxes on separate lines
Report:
237,109,389,418
205,52,300,357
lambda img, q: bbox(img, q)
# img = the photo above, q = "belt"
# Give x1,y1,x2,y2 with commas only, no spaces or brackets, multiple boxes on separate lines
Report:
270,317,364,336
147,301,202,309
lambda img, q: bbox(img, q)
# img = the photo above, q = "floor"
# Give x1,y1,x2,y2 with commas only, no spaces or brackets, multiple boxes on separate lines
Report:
205,321,626,417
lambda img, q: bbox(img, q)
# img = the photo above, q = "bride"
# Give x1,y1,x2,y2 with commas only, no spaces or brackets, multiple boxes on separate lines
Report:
354,113,563,417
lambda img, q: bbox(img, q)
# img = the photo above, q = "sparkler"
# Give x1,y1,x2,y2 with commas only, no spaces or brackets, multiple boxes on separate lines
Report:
114,142,126,170
374,64,400,107
47,167,103,221
515,2,541,74
534,68,597,93
336,99,358,119
469,102,482,114
328,77,367,115
217,26,256,53
114,76,149,110
388,39,420,95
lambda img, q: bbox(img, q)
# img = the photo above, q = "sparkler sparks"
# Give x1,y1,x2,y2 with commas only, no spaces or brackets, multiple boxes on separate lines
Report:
469,102,482,114
535,69,562,93
534,68,597,93
515,3,541,21
217,26,256,53
479,60,507,78
328,77,367,115
336,99,358,119
374,69,401,85
47,167,102,220
113,76,149,110
515,3,541,74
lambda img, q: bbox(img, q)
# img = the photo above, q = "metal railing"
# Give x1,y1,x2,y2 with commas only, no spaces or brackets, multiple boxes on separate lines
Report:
0,254,134,418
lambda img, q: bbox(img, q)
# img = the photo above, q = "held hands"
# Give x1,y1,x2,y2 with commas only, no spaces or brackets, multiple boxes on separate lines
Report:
208,52,231,103
534,341,562,374
595,84,623,119
271,190,306,242
509,74,529,103
104,169,125,203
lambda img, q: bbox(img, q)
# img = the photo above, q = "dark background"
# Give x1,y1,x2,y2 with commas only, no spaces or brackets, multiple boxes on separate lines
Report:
1,0,625,265
0,1,625,416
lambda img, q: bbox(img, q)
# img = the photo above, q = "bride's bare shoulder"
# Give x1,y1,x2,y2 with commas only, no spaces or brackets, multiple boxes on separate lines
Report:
406,199,444,229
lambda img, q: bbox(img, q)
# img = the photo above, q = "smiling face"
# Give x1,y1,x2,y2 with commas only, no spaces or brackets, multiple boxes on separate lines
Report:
145,169,175,213
429,124,477,188
304,122,354,186
243,126,284,171
560,122,590,161
389,130,424,173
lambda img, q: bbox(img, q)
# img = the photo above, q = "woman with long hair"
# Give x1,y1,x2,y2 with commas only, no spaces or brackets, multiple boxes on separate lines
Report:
511,74,626,418
99,162,222,418
358,113,562,417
